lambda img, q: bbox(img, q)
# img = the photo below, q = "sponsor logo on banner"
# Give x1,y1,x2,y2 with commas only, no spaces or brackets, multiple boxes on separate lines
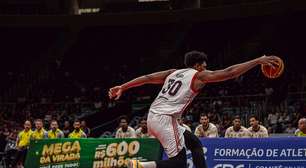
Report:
165,138,306,168
39,140,81,168
93,140,143,167
214,164,245,168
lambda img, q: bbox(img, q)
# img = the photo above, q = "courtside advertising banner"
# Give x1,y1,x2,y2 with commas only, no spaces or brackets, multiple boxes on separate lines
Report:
25,138,162,168
163,137,306,168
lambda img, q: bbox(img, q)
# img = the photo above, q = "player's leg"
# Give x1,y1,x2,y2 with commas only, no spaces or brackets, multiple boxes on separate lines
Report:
128,148,186,168
183,130,207,168
128,113,187,168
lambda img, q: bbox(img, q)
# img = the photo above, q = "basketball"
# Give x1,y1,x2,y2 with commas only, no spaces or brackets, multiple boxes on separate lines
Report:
261,57,284,78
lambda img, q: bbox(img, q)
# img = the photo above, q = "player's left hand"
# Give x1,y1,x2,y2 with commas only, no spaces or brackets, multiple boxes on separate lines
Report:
109,86,123,100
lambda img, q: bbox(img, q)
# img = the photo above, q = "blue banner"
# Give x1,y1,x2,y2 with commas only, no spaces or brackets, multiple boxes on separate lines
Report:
163,137,306,168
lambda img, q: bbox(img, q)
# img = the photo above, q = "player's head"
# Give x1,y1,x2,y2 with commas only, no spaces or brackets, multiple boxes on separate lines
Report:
64,121,70,127
81,120,87,127
73,120,81,131
200,113,209,127
34,119,43,130
24,120,32,130
233,115,241,129
184,50,208,72
139,117,147,130
50,120,59,131
119,115,129,130
298,118,306,131
249,115,259,128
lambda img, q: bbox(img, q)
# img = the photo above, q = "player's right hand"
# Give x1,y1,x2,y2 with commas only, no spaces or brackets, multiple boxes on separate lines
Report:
258,55,280,67
108,86,123,100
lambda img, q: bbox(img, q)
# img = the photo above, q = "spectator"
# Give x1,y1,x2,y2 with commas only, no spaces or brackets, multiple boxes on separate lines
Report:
31,119,48,140
115,115,136,138
284,123,296,134
208,112,221,125
268,112,278,126
248,115,268,138
135,117,153,138
225,116,251,138
48,120,64,139
15,120,32,167
0,128,6,152
62,121,72,138
81,120,91,137
194,114,218,138
295,118,306,137
68,120,87,138
177,117,192,132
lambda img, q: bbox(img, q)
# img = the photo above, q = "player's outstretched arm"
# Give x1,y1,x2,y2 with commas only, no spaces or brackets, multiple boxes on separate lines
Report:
109,69,176,100
197,55,279,83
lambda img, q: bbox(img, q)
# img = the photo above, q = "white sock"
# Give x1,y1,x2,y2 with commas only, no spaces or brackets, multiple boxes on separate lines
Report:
140,161,157,168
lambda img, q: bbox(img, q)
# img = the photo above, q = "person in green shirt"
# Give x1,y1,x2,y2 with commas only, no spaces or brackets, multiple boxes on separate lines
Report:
295,118,306,137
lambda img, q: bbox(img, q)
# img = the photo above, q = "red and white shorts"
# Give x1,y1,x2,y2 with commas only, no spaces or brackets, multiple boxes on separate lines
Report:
147,112,186,158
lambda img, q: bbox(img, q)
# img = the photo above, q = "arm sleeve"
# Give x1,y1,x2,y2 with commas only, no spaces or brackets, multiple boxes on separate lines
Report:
82,132,87,138
224,129,230,138
263,128,269,137
115,130,120,138
16,133,21,146
59,131,65,138
208,127,219,138
194,126,201,137
130,129,137,138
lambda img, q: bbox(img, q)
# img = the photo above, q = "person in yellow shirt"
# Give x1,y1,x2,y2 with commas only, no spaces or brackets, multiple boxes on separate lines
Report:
295,118,306,137
31,119,48,140
68,120,87,138
14,120,33,167
48,120,64,139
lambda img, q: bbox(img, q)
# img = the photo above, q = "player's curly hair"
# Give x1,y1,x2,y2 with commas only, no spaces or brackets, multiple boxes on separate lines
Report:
249,115,259,121
184,50,208,68
118,115,129,123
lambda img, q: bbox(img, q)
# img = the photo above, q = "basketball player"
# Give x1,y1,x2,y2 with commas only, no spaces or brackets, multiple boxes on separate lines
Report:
109,51,279,168
225,115,251,138
194,113,218,138
248,115,268,138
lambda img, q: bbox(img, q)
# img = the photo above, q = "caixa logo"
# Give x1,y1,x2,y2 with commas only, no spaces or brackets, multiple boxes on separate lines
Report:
214,164,245,168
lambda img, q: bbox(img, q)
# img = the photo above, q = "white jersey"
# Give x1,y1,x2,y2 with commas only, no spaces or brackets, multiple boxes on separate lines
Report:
194,123,219,138
225,126,251,138
248,125,269,138
150,68,199,116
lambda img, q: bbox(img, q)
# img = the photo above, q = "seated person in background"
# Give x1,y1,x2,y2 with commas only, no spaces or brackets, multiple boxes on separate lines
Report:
31,119,48,140
225,115,251,138
81,120,91,137
248,115,269,138
284,123,296,134
115,115,136,138
62,121,72,138
68,120,87,138
48,120,64,139
295,118,306,137
136,117,154,138
194,113,218,138
177,117,192,132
